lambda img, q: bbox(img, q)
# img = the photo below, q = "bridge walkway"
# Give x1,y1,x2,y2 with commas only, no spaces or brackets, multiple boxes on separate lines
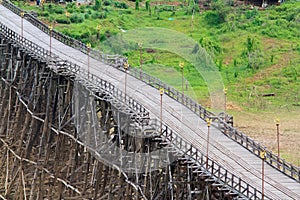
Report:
0,4,300,199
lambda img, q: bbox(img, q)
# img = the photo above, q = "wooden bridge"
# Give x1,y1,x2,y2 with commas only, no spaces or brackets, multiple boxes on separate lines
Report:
0,0,299,199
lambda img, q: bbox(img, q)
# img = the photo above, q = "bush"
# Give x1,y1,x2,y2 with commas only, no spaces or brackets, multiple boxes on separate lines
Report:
103,0,112,6
94,0,102,10
53,6,64,14
55,16,71,24
70,14,85,23
205,11,224,25
40,11,49,17
114,2,128,9
91,11,107,19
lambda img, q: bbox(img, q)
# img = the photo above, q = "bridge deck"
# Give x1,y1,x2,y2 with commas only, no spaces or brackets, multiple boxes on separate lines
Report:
1,4,300,199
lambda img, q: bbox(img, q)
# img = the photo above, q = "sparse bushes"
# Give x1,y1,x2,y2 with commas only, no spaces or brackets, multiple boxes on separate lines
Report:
70,14,84,23
114,2,128,9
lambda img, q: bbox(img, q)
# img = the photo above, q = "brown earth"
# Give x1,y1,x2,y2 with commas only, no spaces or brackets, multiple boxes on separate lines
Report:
231,110,300,166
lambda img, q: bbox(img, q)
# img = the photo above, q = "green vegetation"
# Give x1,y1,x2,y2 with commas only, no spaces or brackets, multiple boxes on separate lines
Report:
14,0,300,113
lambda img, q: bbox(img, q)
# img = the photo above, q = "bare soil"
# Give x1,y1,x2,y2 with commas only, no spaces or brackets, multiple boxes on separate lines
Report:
231,110,300,166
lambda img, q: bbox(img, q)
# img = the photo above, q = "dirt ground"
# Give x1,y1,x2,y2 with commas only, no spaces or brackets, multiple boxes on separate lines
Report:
231,109,300,166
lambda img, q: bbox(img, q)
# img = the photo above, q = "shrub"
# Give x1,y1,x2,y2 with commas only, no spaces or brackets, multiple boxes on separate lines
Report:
55,16,71,24
91,11,107,19
94,0,102,10
114,2,128,9
40,11,49,17
53,6,64,14
103,0,112,6
70,14,85,23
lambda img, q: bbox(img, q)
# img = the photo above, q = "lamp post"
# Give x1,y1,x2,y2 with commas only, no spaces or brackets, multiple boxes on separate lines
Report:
160,88,164,134
179,62,184,95
138,41,143,79
87,43,91,80
206,117,212,169
224,88,227,122
20,12,24,37
124,62,129,102
65,11,70,18
260,150,266,200
97,24,101,49
276,118,280,163
49,25,53,56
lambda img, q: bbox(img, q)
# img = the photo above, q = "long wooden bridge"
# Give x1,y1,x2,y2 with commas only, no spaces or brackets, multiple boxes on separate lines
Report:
0,0,299,199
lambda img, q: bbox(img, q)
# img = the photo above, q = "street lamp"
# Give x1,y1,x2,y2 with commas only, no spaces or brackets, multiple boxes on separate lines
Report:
276,118,280,161
124,62,129,102
160,88,164,134
224,88,227,121
97,24,101,48
87,43,91,80
49,24,53,56
65,11,70,18
206,117,212,169
179,62,184,95
20,12,24,37
138,41,143,79
260,150,266,200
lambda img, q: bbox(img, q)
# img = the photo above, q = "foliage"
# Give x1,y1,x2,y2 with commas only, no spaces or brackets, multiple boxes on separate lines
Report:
94,0,102,10
70,13,85,23
135,0,139,10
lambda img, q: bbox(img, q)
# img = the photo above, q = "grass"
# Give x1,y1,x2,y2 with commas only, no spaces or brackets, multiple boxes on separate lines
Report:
15,0,300,165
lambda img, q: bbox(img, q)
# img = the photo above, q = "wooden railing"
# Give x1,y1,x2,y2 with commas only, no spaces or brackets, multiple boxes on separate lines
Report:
0,21,150,125
1,0,299,183
159,121,271,199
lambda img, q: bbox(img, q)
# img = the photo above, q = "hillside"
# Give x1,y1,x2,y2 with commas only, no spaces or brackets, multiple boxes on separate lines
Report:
14,0,300,165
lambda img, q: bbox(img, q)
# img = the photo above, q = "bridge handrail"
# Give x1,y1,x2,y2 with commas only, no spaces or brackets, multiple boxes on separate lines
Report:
128,68,300,182
0,21,150,125
1,0,299,183
159,121,271,199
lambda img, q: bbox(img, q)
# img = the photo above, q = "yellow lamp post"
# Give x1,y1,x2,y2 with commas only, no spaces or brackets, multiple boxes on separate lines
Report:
138,41,143,79
97,24,101,44
65,11,70,18
260,150,266,200
49,25,53,56
179,62,184,95
224,88,227,121
160,88,164,134
206,117,212,169
123,62,129,102
20,12,24,37
275,117,280,158
86,43,91,79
